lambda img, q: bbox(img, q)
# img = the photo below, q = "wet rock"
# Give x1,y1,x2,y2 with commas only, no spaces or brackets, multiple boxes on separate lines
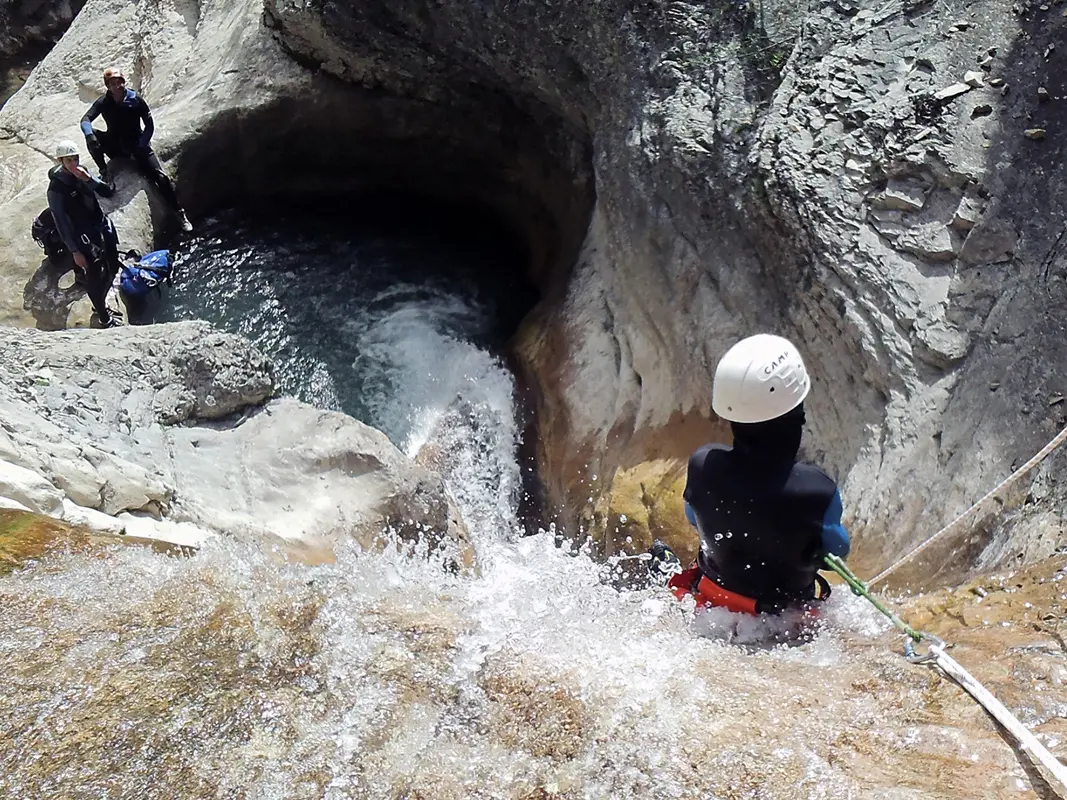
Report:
1024,128,1047,140
1037,87,1050,102
0,508,193,575
0,322,472,560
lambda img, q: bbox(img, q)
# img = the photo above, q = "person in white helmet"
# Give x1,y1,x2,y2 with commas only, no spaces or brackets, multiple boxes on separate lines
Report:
651,334,849,615
46,140,124,327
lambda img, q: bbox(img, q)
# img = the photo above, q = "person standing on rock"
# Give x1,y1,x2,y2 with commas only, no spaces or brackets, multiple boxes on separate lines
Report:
80,67,193,232
47,140,124,328
649,334,850,616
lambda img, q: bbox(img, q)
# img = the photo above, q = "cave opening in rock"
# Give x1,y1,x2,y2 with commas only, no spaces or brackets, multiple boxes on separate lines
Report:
145,199,542,536
170,76,596,297
152,79,596,539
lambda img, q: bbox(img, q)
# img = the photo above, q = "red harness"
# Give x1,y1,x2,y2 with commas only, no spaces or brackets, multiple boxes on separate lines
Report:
667,565,759,614
667,564,829,616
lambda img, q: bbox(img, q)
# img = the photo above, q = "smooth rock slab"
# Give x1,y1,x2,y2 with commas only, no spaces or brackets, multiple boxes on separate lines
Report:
0,321,473,562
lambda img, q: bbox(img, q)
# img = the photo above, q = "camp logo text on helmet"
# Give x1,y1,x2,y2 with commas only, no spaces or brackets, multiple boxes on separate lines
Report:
763,351,789,375
711,334,811,424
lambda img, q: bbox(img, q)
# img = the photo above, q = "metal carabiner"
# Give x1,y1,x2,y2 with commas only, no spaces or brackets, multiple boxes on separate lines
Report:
904,632,946,664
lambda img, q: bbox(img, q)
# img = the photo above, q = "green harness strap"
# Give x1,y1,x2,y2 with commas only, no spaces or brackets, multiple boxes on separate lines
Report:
822,553,925,643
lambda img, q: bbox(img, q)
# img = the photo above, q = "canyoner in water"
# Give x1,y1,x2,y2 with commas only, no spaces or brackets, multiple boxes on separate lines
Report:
649,334,850,618
643,337,1067,790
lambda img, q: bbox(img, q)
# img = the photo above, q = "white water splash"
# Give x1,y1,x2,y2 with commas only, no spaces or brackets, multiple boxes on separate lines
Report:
353,286,525,546
340,284,894,658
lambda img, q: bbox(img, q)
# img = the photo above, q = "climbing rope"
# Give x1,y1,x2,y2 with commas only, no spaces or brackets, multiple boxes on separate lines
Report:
868,421,1067,588
823,554,944,658
930,642,1067,790
824,553,1067,792
823,554,930,645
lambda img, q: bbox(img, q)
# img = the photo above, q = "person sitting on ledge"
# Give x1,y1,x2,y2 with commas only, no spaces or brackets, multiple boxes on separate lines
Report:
80,66,193,233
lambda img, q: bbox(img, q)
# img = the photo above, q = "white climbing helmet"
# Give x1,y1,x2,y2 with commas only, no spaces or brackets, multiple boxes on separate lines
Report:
711,333,811,423
54,140,80,159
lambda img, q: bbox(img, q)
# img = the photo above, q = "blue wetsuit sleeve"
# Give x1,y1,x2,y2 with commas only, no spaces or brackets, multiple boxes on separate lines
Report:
683,445,714,530
81,97,103,137
47,188,81,253
137,98,154,148
821,489,850,558
684,501,697,528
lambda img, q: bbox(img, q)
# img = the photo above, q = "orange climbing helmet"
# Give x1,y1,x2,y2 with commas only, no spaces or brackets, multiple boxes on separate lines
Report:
102,67,125,87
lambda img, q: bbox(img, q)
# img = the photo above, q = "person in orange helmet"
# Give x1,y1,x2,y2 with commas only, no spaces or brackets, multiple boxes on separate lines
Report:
80,67,192,232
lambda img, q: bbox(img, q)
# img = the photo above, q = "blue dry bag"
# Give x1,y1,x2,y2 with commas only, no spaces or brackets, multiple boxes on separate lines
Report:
120,249,174,297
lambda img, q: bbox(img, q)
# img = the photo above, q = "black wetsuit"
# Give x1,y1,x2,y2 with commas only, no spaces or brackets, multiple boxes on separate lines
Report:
682,405,850,608
46,165,120,323
81,88,182,211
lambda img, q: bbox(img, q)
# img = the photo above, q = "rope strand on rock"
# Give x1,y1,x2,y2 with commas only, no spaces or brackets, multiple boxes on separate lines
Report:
825,556,1067,793
868,421,1067,588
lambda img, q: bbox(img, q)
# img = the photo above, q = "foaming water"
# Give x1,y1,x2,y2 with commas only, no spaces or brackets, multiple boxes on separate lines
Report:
151,212,530,544
0,533,912,800
3,530,1038,798
0,212,1049,797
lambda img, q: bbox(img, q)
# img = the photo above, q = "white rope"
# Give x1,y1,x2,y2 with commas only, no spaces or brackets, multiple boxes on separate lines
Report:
868,422,1067,587
931,644,1067,792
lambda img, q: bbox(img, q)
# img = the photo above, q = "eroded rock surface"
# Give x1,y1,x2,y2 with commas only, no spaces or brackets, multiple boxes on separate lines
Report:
0,321,472,561
0,0,1063,585
263,0,1067,583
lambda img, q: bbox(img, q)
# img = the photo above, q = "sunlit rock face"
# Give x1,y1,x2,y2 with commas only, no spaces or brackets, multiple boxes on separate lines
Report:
263,0,1067,584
